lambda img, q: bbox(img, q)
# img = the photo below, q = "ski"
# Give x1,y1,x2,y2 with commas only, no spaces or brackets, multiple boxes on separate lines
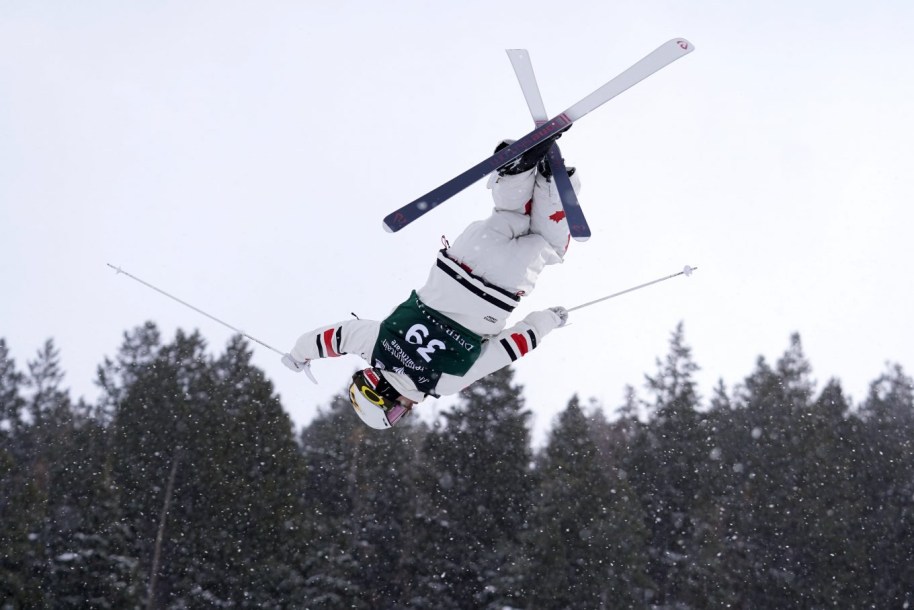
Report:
507,48,590,241
383,38,694,234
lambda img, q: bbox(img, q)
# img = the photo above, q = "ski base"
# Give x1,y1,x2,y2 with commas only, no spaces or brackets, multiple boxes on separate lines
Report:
383,38,693,234
382,115,572,233
547,144,590,241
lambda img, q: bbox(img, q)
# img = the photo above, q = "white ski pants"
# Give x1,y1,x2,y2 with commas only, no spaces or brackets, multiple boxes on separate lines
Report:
447,168,582,295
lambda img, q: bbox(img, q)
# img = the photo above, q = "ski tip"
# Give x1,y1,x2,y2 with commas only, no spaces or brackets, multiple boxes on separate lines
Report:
572,234,591,243
383,209,413,233
671,38,695,53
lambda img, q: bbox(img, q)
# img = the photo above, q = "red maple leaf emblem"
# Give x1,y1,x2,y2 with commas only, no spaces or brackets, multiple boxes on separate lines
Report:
549,210,566,223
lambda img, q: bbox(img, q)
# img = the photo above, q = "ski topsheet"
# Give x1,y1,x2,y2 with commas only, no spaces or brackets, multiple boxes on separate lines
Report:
382,38,694,234
507,48,590,241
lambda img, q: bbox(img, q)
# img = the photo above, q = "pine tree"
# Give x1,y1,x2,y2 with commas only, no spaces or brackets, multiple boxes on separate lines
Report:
411,366,534,608
352,421,429,607
725,333,818,606
0,339,128,607
348,409,427,606
0,340,45,605
40,418,142,607
23,339,76,604
295,387,427,608
858,364,914,607
627,322,726,606
106,326,310,606
521,396,650,609
185,335,309,606
297,393,369,607
700,378,751,607
106,324,190,605
788,380,871,606
0,449,46,606
0,341,43,605
0,338,25,437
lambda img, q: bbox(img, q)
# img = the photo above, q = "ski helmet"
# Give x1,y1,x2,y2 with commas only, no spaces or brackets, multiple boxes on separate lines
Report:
348,367,410,430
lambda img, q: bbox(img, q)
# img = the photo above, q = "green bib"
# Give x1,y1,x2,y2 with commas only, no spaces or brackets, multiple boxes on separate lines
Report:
371,291,483,395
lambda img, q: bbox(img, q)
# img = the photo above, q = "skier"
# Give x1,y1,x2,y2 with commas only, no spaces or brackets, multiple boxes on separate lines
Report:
283,134,580,429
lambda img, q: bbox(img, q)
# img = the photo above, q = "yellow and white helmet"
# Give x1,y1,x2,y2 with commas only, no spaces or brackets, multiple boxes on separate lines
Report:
348,368,411,430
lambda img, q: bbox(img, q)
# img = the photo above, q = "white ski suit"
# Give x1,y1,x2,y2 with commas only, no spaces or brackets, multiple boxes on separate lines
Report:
289,166,582,402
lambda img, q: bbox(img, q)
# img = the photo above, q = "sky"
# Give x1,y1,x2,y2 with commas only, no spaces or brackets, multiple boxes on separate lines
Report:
2,0,912,444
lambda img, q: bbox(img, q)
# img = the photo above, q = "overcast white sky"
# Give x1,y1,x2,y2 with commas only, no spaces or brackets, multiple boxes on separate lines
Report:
2,0,912,442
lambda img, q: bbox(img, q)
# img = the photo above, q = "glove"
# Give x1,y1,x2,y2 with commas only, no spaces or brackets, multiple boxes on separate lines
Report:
548,306,569,327
282,353,311,373
282,354,319,385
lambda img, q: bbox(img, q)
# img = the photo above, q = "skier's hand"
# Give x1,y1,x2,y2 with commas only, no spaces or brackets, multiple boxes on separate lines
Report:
548,306,569,327
282,354,311,373
282,354,319,384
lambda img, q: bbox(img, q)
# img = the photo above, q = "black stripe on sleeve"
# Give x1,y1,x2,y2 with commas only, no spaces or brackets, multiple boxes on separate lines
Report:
315,334,325,358
526,329,537,350
500,338,518,362
335,326,345,355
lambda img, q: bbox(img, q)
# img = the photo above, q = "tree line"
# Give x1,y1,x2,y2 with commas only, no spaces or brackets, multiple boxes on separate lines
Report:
1,322,912,608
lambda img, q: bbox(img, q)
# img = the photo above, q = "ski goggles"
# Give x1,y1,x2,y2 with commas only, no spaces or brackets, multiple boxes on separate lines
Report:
349,368,410,426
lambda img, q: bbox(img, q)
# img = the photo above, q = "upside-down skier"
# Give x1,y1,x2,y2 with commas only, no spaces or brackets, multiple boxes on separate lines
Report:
100,40,694,430
282,134,579,429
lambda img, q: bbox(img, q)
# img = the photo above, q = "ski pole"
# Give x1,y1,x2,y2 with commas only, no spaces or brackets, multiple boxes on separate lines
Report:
106,263,318,384
567,265,696,313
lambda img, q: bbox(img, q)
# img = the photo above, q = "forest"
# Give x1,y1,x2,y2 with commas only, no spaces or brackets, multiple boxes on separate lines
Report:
1,321,912,609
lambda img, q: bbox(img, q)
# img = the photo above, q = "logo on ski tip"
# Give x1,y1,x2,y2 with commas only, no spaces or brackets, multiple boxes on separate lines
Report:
677,40,690,50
